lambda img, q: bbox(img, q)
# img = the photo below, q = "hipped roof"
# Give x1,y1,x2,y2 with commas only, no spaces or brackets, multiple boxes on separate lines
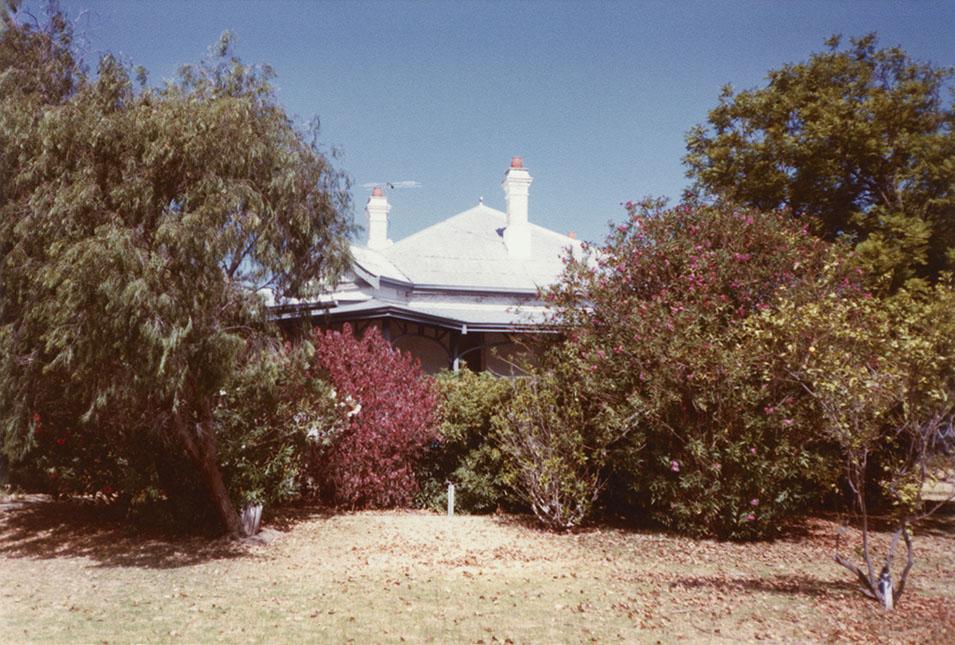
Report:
351,203,582,292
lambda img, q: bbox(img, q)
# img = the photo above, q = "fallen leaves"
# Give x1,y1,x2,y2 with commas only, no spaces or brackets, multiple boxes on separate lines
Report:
1,502,953,643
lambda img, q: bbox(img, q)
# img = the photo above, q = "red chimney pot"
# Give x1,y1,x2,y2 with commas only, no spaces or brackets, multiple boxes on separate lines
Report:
510,156,524,169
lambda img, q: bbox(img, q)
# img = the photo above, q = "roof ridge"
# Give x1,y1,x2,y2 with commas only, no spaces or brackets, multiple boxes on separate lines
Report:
526,220,584,247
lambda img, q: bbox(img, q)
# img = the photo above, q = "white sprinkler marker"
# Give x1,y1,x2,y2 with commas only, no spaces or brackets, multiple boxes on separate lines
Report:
447,483,455,517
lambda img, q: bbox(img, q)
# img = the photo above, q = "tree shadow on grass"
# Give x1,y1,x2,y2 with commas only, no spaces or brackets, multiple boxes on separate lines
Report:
914,500,955,537
0,495,248,569
670,573,858,599
489,510,820,544
264,501,336,532
0,495,343,569
818,500,955,538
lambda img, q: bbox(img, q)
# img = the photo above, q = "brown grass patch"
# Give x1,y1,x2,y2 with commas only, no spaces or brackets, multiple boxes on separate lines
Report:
1,495,952,643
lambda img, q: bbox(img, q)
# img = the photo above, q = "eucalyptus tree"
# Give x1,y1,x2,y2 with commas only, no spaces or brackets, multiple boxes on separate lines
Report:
685,35,955,292
0,5,352,535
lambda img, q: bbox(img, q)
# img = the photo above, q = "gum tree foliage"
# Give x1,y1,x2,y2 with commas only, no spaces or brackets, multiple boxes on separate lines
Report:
685,34,955,292
0,5,352,535
544,199,853,539
750,283,955,608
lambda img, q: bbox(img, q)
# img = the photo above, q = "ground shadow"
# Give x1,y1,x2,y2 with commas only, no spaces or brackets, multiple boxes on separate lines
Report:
490,510,819,543
265,501,336,532
818,500,955,538
488,506,673,536
914,500,955,537
671,573,858,598
0,495,249,569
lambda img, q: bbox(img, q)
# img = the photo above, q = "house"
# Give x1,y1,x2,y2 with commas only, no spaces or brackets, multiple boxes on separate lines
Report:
274,158,583,374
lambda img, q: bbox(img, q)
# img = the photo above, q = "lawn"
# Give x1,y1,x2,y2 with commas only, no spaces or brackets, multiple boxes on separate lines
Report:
1,495,953,643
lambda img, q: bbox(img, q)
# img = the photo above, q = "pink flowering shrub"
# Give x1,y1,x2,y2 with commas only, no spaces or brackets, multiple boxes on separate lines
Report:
309,324,439,508
544,198,857,539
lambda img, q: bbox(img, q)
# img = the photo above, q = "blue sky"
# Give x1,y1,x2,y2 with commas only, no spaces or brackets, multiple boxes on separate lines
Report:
57,0,955,244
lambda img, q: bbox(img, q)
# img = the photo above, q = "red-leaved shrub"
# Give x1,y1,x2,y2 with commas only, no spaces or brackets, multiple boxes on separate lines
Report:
310,324,439,508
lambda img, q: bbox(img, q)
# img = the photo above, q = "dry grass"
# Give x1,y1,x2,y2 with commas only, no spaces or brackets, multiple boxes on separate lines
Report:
1,495,953,643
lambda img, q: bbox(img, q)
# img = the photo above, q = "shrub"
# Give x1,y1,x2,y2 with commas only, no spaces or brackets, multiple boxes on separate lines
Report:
215,340,342,509
493,363,630,531
416,368,512,513
9,402,157,505
544,198,853,538
309,324,439,508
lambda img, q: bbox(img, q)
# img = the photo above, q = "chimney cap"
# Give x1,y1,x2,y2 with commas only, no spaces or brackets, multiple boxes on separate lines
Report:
371,186,384,197
510,156,524,169
567,230,577,240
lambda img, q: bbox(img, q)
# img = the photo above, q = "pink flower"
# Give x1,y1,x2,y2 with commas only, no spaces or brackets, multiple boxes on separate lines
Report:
750,498,759,507
782,419,794,427
749,447,757,455
763,405,775,415
746,513,756,522
670,460,680,473
713,463,721,471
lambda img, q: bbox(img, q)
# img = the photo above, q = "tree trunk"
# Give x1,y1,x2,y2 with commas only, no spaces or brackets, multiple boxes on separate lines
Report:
172,408,245,537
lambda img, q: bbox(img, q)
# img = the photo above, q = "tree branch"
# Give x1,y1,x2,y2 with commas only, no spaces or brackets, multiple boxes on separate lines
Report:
894,525,915,602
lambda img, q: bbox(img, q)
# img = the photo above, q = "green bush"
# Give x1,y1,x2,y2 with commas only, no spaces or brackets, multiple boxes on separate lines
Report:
215,340,343,509
543,199,851,538
416,368,512,513
494,369,626,531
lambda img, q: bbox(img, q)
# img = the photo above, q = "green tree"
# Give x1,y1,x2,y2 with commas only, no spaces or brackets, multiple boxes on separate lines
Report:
750,283,955,608
685,34,955,291
0,5,352,535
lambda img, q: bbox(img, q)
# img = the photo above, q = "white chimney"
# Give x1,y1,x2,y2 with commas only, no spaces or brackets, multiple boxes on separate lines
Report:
502,156,532,258
365,186,392,250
